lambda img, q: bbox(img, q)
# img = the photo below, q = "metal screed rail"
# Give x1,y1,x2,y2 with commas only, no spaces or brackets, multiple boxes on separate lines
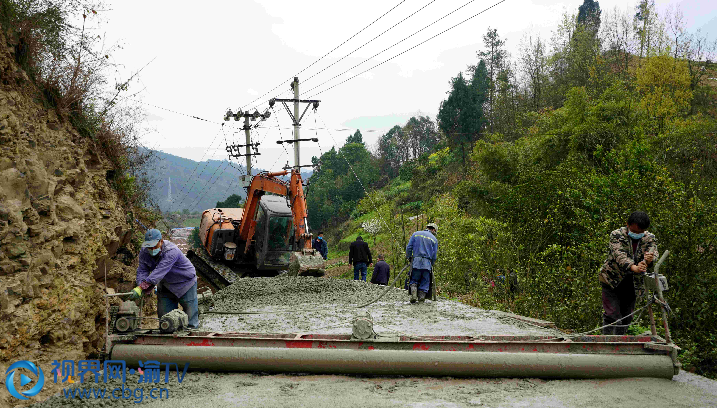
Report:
109,330,680,379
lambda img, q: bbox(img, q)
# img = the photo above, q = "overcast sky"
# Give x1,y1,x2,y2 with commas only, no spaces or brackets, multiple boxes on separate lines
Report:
99,0,715,172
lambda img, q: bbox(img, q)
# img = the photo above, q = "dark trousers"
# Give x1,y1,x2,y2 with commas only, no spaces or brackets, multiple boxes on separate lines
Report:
410,268,431,293
353,262,368,281
601,278,636,335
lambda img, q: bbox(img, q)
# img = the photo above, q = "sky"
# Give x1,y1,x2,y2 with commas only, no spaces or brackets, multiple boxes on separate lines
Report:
96,0,716,173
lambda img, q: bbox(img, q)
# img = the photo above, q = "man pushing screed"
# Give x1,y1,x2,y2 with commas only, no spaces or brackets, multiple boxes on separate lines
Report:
129,228,199,329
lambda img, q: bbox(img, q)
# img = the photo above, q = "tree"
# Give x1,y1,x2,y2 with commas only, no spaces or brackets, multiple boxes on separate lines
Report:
346,129,364,146
437,61,489,168
478,28,508,132
633,0,668,59
577,0,602,34
216,194,244,208
602,6,639,80
306,143,378,228
636,55,693,131
377,125,402,179
520,34,548,110
403,116,440,159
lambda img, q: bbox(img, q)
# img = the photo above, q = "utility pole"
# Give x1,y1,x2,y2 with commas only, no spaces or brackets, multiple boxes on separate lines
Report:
272,77,321,170
224,108,270,185
293,77,300,168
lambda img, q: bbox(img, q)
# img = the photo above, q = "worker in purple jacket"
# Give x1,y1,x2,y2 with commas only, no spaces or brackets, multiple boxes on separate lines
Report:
130,229,199,329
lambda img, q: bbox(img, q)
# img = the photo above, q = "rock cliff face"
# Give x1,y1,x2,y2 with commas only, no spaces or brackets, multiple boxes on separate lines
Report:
0,24,140,402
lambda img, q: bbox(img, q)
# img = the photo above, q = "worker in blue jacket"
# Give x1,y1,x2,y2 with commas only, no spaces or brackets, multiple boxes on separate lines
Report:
406,223,438,303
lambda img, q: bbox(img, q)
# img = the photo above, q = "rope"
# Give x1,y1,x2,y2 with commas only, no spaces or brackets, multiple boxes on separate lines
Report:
517,298,657,342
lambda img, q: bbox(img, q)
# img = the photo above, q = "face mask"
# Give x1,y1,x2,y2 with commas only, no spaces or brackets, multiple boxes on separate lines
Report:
150,248,161,256
318,237,323,241
628,231,644,240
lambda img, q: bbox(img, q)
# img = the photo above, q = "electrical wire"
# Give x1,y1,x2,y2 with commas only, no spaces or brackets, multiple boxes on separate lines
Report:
171,124,227,209
301,0,439,86
240,0,410,112
306,0,508,98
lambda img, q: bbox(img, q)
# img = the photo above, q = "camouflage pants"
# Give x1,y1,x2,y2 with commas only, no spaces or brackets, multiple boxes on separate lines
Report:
601,279,636,335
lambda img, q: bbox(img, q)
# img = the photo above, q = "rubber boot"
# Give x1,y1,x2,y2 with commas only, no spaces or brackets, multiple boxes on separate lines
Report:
602,316,615,335
418,291,426,303
410,284,418,303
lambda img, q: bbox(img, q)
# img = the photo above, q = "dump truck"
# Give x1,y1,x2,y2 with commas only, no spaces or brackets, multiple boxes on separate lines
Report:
186,169,325,290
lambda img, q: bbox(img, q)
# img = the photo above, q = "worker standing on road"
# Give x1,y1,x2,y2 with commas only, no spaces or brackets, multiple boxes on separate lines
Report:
349,236,372,281
599,211,658,335
406,223,438,303
130,229,199,329
313,232,328,260
370,254,391,286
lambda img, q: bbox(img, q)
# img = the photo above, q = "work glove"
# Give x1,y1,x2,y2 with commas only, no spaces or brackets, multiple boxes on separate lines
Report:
127,286,142,301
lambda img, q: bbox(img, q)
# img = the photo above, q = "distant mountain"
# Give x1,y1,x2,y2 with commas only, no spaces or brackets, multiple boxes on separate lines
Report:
146,150,312,213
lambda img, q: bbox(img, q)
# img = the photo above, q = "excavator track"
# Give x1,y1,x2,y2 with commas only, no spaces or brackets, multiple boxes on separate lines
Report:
187,248,243,291
187,247,285,292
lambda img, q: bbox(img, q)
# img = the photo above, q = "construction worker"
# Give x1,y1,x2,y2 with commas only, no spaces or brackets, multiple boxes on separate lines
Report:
349,236,372,281
370,254,390,286
313,232,328,260
406,223,438,303
598,211,658,335
131,229,199,329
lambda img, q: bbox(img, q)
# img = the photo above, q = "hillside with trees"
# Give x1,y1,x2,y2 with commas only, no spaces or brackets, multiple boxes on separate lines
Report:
308,0,717,377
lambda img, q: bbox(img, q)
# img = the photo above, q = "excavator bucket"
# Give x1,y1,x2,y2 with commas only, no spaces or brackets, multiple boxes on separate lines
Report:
289,250,326,276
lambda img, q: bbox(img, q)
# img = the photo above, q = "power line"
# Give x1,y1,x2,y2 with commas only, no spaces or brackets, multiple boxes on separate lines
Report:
240,0,410,113
188,160,233,210
307,0,508,98
131,98,225,125
315,111,403,254
172,124,229,209
301,0,439,86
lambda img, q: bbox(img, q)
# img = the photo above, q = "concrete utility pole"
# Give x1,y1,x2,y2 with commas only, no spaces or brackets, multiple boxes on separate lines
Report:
272,77,321,171
293,77,300,168
243,115,252,174
224,108,271,184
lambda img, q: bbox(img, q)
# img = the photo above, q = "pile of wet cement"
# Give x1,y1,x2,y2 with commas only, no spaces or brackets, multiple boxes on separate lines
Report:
206,275,406,312
199,276,564,337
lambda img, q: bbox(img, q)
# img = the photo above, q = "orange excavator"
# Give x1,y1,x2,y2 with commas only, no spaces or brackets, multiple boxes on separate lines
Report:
187,169,325,289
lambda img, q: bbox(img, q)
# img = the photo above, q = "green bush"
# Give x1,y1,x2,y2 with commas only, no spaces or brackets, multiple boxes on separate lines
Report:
189,227,202,249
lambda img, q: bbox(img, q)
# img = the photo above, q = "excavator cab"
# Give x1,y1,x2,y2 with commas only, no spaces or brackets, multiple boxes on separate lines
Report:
253,195,295,270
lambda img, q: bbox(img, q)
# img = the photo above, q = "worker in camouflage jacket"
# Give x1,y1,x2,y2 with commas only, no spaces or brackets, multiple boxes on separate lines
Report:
598,211,658,335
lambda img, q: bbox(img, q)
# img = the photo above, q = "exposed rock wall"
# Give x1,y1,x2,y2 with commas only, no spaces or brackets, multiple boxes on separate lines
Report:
0,24,139,403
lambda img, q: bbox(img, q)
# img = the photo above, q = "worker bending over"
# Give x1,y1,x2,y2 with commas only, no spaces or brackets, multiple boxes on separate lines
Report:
130,229,199,329
406,223,438,303
598,211,657,335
